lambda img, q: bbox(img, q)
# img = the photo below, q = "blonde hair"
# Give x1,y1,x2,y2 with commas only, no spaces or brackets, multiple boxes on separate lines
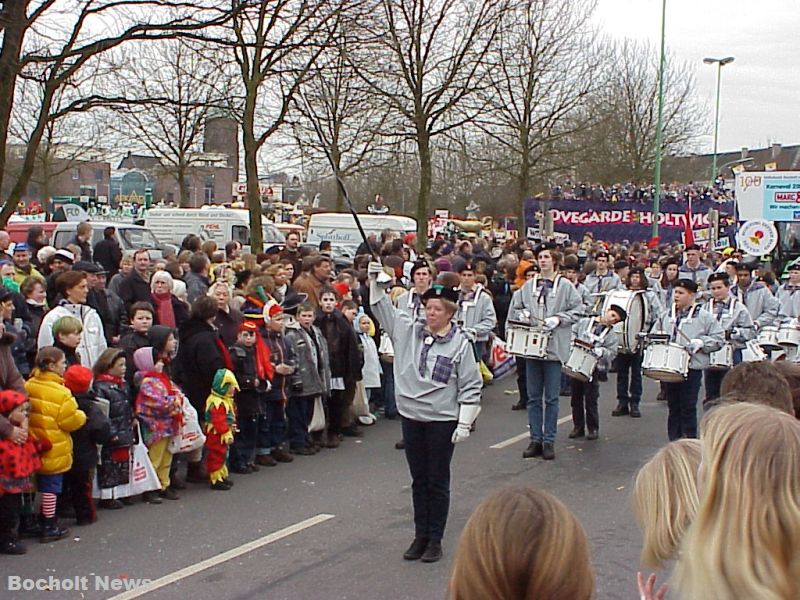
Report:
633,439,701,567
150,270,174,293
675,403,800,600
450,487,593,600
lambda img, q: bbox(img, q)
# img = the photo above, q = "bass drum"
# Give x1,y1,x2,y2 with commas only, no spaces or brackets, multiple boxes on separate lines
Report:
602,290,648,354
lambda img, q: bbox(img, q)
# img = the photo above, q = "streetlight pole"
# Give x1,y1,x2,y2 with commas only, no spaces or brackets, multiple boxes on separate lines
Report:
703,56,734,187
652,0,667,240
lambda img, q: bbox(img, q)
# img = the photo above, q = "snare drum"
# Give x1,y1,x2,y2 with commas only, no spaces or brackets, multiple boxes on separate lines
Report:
562,340,597,382
757,325,781,350
741,339,768,362
708,343,733,370
525,329,550,359
505,323,531,357
642,341,690,382
777,323,800,347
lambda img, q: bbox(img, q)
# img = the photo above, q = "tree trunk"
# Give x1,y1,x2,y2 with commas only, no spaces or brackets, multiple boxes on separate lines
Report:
331,145,344,212
416,126,431,253
242,93,263,253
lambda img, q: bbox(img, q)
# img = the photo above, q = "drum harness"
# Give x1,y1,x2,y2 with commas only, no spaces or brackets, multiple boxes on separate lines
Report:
666,303,702,345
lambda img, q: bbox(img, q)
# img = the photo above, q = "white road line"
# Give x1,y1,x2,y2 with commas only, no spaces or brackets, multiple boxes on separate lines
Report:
491,415,572,449
108,513,335,600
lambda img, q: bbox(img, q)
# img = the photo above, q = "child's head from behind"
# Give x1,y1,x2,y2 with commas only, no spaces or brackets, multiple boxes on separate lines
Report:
237,321,258,347
633,439,701,567
52,315,82,349
36,346,66,376
64,364,93,395
133,346,162,374
130,302,155,333
450,487,593,600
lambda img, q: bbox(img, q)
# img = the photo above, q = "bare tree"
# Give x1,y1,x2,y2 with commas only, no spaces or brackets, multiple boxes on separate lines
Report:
352,0,509,249
573,39,705,184
473,0,600,214
0,0,235,226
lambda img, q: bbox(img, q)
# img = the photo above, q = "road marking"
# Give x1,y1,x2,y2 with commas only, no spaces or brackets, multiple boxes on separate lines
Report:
491,415,572,449
108,513,335,600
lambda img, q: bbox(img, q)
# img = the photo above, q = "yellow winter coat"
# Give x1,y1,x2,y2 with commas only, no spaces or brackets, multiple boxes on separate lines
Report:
26,369,87,475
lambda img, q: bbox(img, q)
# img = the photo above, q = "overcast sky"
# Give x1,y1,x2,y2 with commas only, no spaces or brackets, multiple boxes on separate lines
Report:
593,0,800,155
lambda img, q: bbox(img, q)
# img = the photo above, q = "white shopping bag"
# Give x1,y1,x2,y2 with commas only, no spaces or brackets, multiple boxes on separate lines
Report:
308,396,326,433
168,396,206,454
93,424,160,499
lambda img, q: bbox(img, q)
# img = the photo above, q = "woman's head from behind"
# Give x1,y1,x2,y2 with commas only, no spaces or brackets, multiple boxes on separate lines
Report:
677,402,800,600
632,439,701,567
450,487,593,600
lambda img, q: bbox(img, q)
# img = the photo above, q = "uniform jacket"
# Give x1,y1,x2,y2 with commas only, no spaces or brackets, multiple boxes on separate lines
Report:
284,322,330,399
583,271,622,295
456,284,497,342
509,274,583,363
650,304,725,370
371,293,481,422
571,316,619,372
706,297,755,350
26,369,87,474
38,301,108,369
678,263,711,289
776,283,800,321
732,282,780,328
395,289,426,321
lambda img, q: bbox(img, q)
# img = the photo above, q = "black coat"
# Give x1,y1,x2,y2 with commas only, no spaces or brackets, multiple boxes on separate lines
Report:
70,391,112,472
93,238,122,278
119,330,150,387
229,343,265,416
117,271,152,309
92,379,134,448
315,310,363,382
87,288,128,342
214,308,244,347
175,318,226,415
69,236,93,263
152,294,190,330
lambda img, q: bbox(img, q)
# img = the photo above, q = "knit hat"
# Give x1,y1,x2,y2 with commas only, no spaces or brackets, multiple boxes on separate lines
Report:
64,364,93,394
0,390,27,415
433,258,452,273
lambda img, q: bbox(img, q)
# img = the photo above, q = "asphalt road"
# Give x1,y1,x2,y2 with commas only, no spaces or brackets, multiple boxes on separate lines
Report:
3,373,673,600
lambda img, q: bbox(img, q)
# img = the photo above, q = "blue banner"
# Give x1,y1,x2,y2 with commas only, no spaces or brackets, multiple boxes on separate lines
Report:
523,197,735,244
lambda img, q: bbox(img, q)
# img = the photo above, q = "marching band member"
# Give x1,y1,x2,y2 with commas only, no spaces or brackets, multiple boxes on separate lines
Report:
678,244,711,291
650,279,724,441
561,255,592,311
396,259,433,320
613,267,663,418
511,245,582,460
584,251,622,295
568,304,625,441
368,262,481,564
732,262,780,329
776,261,800,321
454,261,497,362
703,273,755,407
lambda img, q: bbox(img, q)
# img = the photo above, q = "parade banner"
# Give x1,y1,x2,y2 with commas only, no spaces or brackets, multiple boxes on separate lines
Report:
523,197,735,244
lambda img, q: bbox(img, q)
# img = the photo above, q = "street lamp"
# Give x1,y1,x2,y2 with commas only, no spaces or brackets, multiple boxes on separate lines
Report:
703,56,735,186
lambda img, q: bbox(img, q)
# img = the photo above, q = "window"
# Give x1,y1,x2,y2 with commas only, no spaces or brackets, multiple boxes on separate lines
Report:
95,169,104,181
204,174,214,203
71,168,80,180
232,225,249,245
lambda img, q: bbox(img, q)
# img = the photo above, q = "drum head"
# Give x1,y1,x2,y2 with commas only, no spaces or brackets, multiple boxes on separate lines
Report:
603,290,646,352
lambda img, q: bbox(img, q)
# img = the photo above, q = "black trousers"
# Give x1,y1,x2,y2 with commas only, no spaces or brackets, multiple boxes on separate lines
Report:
287,395,313,450
0,492,21,540
61,468,96,523
665,369,703,441
570,377,599,431
401,417,457,542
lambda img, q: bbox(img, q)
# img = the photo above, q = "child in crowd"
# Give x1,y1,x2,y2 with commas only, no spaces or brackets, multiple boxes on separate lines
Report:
26,346,87,542
0,391,50,555
119,301,155,384
357,314,382,415
92,348,135,509
229,321,269,473
133,346,183,504
52,315,83,367
256,301,295,465
204,369,239,490
1,286,30,377
61,364,111,525
284,303,330,454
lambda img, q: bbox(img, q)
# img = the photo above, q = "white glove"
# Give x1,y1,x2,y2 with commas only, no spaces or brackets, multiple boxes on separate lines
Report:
519,309,531,321
451,404,481,444
592,347,604,358
463,327,477,342
688,338,704,353
543,316,560,331
367,261,385,279
368,261,388,305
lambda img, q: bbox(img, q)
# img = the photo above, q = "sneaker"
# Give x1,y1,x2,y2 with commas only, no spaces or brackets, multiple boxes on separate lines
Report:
542,443,556,460
255,454,277,467
159,487,180,501
611,406,629,417
403,537,429,561
420,540,443,563
568,428,585,439
523,441,543,458
142,491,162,504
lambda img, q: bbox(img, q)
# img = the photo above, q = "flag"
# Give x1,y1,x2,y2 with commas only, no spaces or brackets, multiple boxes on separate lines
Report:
684,196,694,246
765,162,777,172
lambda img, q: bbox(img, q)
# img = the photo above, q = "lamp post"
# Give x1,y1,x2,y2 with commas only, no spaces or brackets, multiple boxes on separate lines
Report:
703,56,735,187
652,0,667,240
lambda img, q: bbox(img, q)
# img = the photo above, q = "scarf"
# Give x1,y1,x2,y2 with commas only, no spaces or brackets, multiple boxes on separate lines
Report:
95,373,124,385
151,292,176,328
416,321,457,377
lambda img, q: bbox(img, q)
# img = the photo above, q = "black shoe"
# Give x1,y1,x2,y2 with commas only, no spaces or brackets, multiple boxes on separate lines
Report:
210,481,232,491
230,465,252,475
611,406,629,417
341,426,364,438
290,446,315,455
394,440,405,450
586,430,599,441
18,514,40,538
0,537,26,554
142,491,162,504
403,537,429,561
420,540,443,563
523,441,543,458
99,499,125,510
272,449,294,463
255,454,278,466
542,443,555,460
630,407,642,418
121,497,136,506
159,487,180,501
39,517,69,543
568,428,585,439
511,401,526,411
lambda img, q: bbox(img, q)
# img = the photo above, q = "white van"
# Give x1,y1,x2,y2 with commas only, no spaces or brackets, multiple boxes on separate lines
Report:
306,213,417,254
51,221,172,260
144,207,285,250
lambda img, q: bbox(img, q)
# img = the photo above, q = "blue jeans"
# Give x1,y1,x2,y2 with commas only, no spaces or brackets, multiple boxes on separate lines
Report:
616,351,643,409
472,341,486,363
256,401,287,454
515,356,529,405
380,358,396,418
665,369,703,441
286,396,313,450
401,417,457,541
525,359,562,444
